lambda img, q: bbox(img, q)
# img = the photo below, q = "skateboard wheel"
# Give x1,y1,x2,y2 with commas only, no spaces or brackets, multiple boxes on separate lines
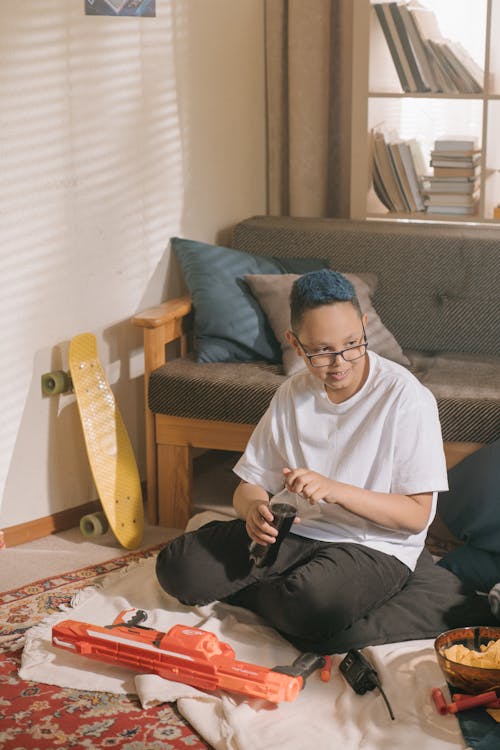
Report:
41,370,72,396
80,511,110,538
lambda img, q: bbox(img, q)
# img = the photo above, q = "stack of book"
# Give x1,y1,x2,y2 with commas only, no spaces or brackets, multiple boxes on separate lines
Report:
373,1,483,94
372,130,425,213
423,138,481,216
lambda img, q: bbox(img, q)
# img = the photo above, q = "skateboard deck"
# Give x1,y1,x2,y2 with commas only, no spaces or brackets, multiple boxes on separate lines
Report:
69,333,144,549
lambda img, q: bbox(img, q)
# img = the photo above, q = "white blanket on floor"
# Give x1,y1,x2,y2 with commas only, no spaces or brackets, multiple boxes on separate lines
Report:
19,553,466,750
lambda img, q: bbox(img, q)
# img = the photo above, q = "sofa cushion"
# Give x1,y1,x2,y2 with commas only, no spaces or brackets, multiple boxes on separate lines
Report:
149,354,500,444
406,351,500,443
149,357,284,425
245,272,410,374
171,237,328,364
407,351,500,401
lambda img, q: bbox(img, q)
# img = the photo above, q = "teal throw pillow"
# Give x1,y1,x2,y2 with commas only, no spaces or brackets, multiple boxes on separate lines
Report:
171,237,328,363
437,546,500,594
435,439,500,593
437,439,500,552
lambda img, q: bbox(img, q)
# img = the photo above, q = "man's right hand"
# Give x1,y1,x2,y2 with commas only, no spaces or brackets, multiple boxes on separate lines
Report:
245,501,278,546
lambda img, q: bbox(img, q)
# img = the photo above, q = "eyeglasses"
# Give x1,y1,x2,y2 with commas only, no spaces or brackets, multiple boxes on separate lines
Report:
293,325,368,368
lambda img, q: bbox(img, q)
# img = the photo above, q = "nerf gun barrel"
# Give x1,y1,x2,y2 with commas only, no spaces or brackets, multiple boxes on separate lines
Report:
52,612,329,703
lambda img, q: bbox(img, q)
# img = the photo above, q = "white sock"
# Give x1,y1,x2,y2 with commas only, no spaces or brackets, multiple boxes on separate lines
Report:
488,583,500,620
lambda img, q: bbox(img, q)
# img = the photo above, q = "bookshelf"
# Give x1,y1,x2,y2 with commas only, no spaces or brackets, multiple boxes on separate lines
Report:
350,0,500,222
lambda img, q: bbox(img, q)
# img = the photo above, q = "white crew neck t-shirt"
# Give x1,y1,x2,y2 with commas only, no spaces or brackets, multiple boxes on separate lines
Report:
233,350,448,571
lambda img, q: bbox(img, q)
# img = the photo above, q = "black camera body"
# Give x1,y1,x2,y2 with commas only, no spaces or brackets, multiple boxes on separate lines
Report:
339,648,395,720
339,649,379,694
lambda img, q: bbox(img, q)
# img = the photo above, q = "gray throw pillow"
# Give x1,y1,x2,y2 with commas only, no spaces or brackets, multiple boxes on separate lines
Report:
245,272,410,375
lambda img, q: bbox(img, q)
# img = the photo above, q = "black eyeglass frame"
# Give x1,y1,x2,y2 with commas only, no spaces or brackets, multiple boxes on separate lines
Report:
292,323,369,368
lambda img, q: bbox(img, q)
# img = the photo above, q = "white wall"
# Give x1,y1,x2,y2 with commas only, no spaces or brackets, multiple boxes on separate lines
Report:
0,0,266,528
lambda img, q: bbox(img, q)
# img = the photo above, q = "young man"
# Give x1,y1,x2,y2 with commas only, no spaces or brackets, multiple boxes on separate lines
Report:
156,270,448,652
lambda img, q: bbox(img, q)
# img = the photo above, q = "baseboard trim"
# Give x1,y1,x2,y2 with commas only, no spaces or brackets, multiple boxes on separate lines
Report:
2,500,101,548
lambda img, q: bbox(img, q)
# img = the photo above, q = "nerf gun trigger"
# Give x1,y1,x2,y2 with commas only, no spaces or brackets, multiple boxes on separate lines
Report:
111,609,149,628
273,653,331,688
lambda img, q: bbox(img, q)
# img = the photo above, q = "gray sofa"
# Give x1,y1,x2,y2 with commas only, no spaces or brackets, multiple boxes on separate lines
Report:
133,216,500,529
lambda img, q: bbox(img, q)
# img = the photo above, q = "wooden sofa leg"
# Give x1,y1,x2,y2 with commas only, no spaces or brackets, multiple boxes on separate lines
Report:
144,407,158,525
157,444,192,529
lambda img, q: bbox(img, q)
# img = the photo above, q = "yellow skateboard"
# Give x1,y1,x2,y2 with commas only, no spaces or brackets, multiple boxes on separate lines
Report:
42,333,144,549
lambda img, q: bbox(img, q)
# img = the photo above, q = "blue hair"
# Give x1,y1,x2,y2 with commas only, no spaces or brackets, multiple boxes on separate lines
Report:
290,269,361,330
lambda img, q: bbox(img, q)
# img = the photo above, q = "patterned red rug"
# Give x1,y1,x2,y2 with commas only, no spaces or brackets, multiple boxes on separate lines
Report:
0,546,210,749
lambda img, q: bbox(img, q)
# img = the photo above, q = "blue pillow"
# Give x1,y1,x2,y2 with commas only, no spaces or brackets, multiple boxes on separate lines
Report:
437,546,500,594
437,439,500,552
171,237,328,363
436,439,500,593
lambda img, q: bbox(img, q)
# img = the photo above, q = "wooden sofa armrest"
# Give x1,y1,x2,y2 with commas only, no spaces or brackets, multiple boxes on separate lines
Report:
132,295,192,330
132,295,192,372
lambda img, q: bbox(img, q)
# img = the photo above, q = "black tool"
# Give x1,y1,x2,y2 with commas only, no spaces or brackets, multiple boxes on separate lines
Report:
339,648,395,720
273,652,330,686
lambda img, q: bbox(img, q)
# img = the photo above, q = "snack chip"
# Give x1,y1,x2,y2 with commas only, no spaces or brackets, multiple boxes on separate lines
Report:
444,639,500,669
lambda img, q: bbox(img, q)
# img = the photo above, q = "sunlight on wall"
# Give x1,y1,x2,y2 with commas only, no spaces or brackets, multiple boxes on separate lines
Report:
0,0,186,522
0,0,266,528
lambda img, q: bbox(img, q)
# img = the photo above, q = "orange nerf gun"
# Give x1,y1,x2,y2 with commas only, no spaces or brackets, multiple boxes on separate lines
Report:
52,609,331,703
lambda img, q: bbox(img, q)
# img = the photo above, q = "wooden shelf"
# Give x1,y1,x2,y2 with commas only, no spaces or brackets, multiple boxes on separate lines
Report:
350,0,500,223
368,91,487,99
367,211,500,224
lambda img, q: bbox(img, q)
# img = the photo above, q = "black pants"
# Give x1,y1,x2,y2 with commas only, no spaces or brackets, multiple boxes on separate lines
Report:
156,519,411,653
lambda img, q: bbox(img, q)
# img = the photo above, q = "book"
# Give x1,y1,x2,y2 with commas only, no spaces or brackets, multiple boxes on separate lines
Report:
372,159,395,212
372,130,408,212
439,42,483,94
422,179,476,194
407,137,426,178
407,5,457,93
373,4,411,92
431,150,479,159
408,3,483,95
430,155,481,169
398,3,440,92
391,140,425,211
424,175,477,182
433,137,479,152
427,39,461,93
388,2,428,92
408,0,442,42
424,192,477,206
371,131,426,214
426,203,477,215
388,143,415,211
433,165,479,178
451,41,485,92
425,46,454,94
388,144,413,211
